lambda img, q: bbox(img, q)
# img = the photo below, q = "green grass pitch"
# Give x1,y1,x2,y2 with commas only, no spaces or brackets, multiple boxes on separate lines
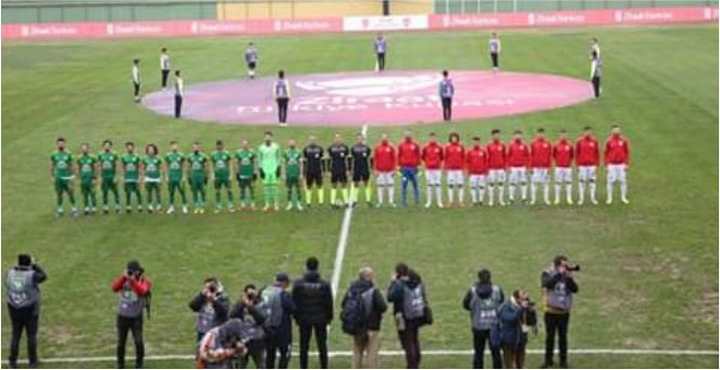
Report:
1,24,718,368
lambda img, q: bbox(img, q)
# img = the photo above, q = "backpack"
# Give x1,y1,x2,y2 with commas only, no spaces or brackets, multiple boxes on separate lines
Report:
257,286,283,329
402,284,426,321
341,287,374,335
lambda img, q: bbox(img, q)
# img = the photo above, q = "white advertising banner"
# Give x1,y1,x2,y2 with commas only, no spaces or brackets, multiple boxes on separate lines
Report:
343,15,429,32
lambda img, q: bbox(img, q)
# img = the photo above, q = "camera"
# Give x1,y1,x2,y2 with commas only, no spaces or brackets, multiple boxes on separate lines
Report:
567,264,581,272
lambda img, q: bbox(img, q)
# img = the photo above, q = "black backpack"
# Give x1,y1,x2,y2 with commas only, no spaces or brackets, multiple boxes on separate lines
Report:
341,287,374,335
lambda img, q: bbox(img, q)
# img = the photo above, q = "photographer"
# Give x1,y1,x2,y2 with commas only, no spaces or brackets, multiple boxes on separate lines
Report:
111,260,152,369
462,268,504,369
497,290,537,369
197,319,248,369
6,254,47,368
229,284,268,369
190,277,230,343
541,256,579,369
387,263,431,369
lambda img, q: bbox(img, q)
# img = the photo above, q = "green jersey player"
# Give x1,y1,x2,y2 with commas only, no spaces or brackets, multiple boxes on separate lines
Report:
234,139,256,210
97,140,121,214
142,143,163,213
284,139,303,211
121,142,143,213
187,142,209,214
77,143,98,215
210,140,234,213
164,141,188,214
257,131,281,211
50,137,78,217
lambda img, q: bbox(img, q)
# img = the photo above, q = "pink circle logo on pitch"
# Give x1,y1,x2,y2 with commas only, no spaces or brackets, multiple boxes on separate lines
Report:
142,70,595,126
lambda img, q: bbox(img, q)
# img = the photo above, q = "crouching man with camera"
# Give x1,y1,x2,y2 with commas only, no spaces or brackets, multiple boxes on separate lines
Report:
229,284,268,369
111,260,152,369
541,255,579,369
190,278,230,343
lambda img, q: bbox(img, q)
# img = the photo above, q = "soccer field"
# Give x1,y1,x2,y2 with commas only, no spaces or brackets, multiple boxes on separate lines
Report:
1,24,718,368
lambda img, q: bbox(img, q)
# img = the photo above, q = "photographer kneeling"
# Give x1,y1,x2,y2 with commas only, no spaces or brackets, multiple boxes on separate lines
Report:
541,256,579,369
197,318,249,369
111,260,152,369
229,284,268,369
190,277,230,343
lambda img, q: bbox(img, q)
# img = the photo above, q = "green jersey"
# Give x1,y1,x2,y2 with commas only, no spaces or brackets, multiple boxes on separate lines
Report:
165,151,185,182
97,151,118,181
50,150,73,180
121,153,141,182
143,155,162,181
284,148,302,179
235,149,255,179
188,151,208,180
258,142,281,173
77,154,97,184
211,150,232,179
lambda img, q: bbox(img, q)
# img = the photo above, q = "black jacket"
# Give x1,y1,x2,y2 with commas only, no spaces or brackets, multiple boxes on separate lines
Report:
188,292,230,330
462,282,505,312
229,299,268,350
387,271,426,328
270,288,296,345
342,279,388,331
291,271,334,325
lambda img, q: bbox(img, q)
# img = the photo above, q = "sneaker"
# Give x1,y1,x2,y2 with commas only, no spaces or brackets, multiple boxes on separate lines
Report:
84,208,90,216
214,208,221,214
297,203,304,211
621,197,630,205
228,207,236,213
567,198,574,205
437,202,444,208
286,203,293,211
156,204,162,212
424,202,432,208
389,202,397,208
103,207,110,215
499,200,506,206
126,207,133,214
199,208,205,214
274,204,280,211
606,198,612,205
166,206,175,214
554,198,560,205
56,209,64,218
91,207,97,214
182,205,189,214
263,204,270,212
577,199,584,206
591,198,598,205
71,208,79,217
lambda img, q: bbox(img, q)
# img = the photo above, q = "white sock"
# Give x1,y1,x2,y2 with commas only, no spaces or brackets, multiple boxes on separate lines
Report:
521,184,528,200
621,181,628,200
589,182,597,201
458,187,464,203
426,186,433,203
578,182,585,202
530,183,537,203
607,182,613,202
448,187,454,203
565,184,573,202
488,185,495,204
388,186,395,203
543,184,550,203
435,186,443,205
555,184,561,201
479,186,486,203
377,187,384,204
470,187,477,203
509,184,516,200
498,185,505,203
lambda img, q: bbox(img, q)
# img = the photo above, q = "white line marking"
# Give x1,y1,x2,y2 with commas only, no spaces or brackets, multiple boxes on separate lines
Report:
330,124,368,299
4,349,717,364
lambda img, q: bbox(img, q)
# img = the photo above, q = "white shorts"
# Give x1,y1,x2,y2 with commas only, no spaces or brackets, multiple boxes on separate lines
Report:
578,166,597,182
508,167,528,184
425,169,442,186
376,171,394,186
488,169,506,184
469,174,487,188
447,170,464,186
554,167,573,183
531,168,549,184
607,164,627,183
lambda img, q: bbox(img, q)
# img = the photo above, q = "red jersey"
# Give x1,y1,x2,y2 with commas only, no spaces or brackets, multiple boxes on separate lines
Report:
507,139,530,167
553,138,574,168
576,135,600,166
486,140,506,169
422,142,444,170
530,137,552,168
373,142,396,171
444,142,465,170
604,134,630,165
466,146,489,175
398,139,421,167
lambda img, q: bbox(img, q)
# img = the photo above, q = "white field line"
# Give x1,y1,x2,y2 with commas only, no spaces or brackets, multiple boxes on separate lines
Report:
4,349,717,364
330,124,368,299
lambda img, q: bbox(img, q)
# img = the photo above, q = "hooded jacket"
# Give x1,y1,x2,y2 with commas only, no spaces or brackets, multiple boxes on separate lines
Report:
387,270,427,328
342,278,388,331
496,297,537,350
189,287,230,334
291,270,334,325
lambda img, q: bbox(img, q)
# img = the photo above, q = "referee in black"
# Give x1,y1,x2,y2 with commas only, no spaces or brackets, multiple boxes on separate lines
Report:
350,133,372,207
590,54,602,99
174,70,184,118
328,133,350,208
302,135,325,207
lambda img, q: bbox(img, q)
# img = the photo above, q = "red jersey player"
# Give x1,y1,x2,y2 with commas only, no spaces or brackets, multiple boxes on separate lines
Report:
421,132,444,208
445,132,466,207
507,130,530,203
575,126,600,205
397,130,421,207
604,124,630,204
466,136,489,206
486,129,507,206
530,128,552,205
552,129,575,205
373,133,397,207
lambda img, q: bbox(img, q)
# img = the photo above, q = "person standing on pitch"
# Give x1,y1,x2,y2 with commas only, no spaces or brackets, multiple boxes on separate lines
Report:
174,70,184,118
350,133,373,207
507,130,530,204
575,126,599,205
258,131,282,211
211,140,234,213
112,260,152,369
132,58,141,102
160,48,170,90
373,134,397,207
489,32,501,73
121,142,143,213
421,132,444,208
398,130,421,207
590,53,602,99
235,139,257,210
486,129,507,206
541,256,579,369
374,33,387,72
284,139,304,211
98,140,122,214
439,70,455,122
530,128,553,205
188,142,209,214
604,124,630,204
462,268,503,369
262,273,296,369
466,137,489,206
328,133,351,208
445,132,466,207
51,137,78,217
77,142,98,215
245,42,258,79
303,135,326,207
292,257,334,369
164,141,189,214
6,254,47,369
553,130,574,205
141,143,163,213
273,70,291,126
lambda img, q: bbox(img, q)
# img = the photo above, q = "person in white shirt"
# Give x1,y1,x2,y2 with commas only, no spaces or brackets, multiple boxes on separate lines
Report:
174,70,184,119
131,59,141,102
273,70,291,127
160,48,170,90
489,33,501,73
